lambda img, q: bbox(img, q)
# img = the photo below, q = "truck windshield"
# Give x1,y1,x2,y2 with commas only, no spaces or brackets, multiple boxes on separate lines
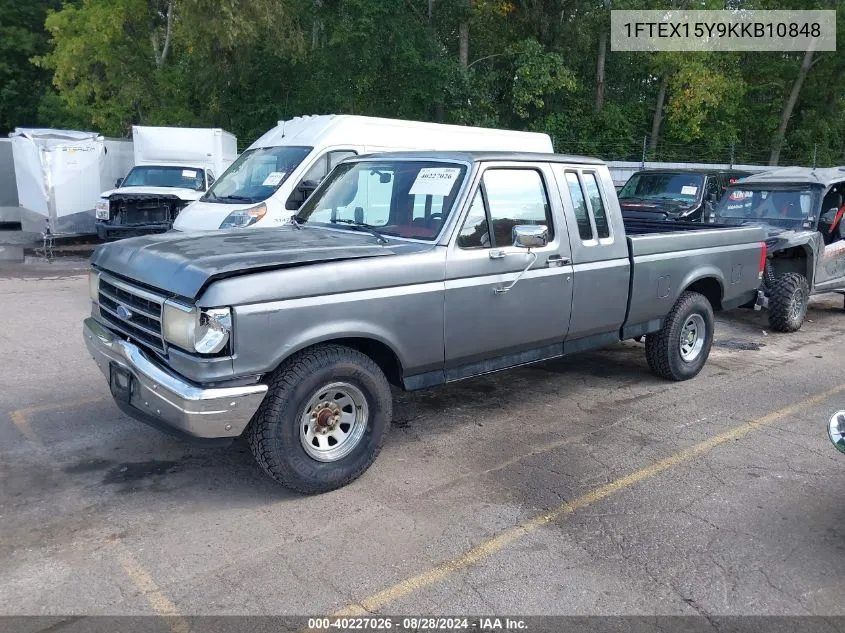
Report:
714,186,820,229
203,146,311,204
296,160,467,241
619,173,704,203
122,166,206,191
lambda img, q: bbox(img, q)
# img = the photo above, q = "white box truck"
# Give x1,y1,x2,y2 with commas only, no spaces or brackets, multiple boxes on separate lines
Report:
172,114,553,231
95,126,237,240
11,128,134,235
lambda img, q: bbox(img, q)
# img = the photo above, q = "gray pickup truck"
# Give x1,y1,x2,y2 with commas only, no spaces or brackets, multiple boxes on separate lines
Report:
83,152,765,493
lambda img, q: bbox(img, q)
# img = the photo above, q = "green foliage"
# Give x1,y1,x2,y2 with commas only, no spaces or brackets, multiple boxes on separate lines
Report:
0,0,840,166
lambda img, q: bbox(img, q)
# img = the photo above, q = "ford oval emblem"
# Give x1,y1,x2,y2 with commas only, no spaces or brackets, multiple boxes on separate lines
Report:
116,304,134,320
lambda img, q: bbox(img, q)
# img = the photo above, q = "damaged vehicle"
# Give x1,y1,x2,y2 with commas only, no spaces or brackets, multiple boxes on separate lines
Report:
618,168,750,223
83,151,764,493
713,167,845,332
95,126,237,240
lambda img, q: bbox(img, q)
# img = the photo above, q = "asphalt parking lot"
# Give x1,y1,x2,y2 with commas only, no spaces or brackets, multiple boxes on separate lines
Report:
2,260,845,623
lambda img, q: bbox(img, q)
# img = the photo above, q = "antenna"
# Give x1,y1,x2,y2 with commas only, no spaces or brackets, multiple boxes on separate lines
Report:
280,119,286,138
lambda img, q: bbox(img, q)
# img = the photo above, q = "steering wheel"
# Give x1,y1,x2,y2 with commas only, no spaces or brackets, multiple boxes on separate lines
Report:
428,212,444,228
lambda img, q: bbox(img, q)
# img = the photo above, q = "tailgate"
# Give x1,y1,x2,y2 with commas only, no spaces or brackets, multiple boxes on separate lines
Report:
625,225,765,331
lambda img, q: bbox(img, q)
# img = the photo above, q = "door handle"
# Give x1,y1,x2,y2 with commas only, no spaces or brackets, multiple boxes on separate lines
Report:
546,254,571,267
489,249,507,260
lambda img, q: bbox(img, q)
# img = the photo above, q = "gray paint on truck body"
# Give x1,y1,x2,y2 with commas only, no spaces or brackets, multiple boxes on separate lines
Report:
89,152,765,398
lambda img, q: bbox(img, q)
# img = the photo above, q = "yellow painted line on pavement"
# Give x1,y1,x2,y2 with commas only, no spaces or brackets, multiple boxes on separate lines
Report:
8,395,188,631
113,543,192,633
331,383,845,616
9,396,106,444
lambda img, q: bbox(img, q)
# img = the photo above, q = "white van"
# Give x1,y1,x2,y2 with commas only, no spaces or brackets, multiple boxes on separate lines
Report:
172,114,553,231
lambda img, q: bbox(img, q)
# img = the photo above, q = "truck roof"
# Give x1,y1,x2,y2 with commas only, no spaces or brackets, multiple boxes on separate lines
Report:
739,166,845,187
352,150,605,165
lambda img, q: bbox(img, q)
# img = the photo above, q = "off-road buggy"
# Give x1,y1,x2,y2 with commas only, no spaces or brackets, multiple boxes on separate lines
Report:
712,167,845,332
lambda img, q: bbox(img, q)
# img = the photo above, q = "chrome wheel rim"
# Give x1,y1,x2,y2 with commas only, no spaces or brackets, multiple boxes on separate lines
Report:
679,314,706,362
300,382,369,462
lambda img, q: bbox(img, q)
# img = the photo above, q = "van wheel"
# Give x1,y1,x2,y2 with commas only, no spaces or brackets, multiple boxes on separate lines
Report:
247,344,392,494
768,272,809,333
645,291,714,381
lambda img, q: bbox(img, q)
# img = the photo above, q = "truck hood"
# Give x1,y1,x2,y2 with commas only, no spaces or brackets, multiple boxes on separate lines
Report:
90,225,414,299
102,186,203,201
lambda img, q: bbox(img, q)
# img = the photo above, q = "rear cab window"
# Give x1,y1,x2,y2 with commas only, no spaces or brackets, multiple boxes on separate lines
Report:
563,169,613,244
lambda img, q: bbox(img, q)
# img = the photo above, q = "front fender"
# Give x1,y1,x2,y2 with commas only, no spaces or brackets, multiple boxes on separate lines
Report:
230,287,445,379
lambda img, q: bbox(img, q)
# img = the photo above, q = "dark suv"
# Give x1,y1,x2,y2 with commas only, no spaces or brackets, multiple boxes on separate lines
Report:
619,169,751,222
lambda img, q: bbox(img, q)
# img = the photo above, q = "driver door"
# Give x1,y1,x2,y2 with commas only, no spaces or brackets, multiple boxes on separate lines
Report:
443,163,573,379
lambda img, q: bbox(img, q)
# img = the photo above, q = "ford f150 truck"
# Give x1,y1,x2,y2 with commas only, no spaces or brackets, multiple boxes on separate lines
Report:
83,152,766,493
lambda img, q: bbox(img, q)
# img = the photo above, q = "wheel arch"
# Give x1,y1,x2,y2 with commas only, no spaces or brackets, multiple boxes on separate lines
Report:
679,271,725,311
271,331,406,389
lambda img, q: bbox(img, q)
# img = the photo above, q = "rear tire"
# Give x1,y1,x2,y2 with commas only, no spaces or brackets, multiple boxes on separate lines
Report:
247,344,392,494
645,291,715,381
768,272,809,333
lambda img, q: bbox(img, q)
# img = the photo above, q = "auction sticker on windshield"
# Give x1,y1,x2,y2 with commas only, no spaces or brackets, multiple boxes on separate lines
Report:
262,172,286,187
681,185,698,196
410,168,461,196
182,169,198,178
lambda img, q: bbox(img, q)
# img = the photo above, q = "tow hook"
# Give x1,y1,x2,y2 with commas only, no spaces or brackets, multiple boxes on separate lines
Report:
754,289,769,311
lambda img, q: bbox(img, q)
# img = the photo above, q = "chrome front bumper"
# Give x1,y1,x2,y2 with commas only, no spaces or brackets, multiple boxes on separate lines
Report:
83,317,268,440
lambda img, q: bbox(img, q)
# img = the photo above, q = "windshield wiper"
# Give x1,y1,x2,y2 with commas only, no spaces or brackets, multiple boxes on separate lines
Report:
217,194,256,203
330,218,388,244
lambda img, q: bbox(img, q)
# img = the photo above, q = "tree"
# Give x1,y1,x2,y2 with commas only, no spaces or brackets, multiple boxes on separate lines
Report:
0,0,60,134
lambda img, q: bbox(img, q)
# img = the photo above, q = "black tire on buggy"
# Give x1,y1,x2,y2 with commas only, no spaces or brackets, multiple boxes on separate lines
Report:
645,291,715,381
767,272,809,333
247,344,392,494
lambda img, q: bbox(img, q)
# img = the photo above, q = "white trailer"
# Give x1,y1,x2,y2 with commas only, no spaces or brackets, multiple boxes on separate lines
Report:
0,139,19,224
95,126,237,240
10,128,134,235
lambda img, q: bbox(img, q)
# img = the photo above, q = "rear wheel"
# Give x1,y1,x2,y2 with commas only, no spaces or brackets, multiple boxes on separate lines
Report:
768,272,809,333
247,344,392,494
646,291,715,381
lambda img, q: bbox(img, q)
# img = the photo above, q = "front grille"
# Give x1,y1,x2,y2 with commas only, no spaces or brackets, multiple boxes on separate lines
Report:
98,274,166,353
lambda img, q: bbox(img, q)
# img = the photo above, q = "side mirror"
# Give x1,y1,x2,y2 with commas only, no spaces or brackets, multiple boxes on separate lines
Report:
287,179,321,211
513,224,548,249
115,177,124,188
828,410,845,453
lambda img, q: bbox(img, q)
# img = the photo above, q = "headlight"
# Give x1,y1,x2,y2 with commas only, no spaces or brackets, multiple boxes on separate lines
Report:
95,199,110,220
163,301,231,354
88,269,100,302
219,203,267,229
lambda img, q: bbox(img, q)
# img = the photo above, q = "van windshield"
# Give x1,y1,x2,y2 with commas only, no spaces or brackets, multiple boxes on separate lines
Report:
123,166,205,191
296,160,467,241
202,146,311,204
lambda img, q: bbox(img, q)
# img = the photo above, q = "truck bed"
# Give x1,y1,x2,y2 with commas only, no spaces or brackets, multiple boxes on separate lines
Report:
621,217,766,336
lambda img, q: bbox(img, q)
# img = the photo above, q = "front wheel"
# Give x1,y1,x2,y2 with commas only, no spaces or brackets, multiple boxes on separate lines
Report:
247,344,392,494
645,291,715,381
768,272,809,333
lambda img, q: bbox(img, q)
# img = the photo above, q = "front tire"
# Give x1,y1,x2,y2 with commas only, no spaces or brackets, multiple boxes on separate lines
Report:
247,344,392,494
768,272,809,333
645,291,715,381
